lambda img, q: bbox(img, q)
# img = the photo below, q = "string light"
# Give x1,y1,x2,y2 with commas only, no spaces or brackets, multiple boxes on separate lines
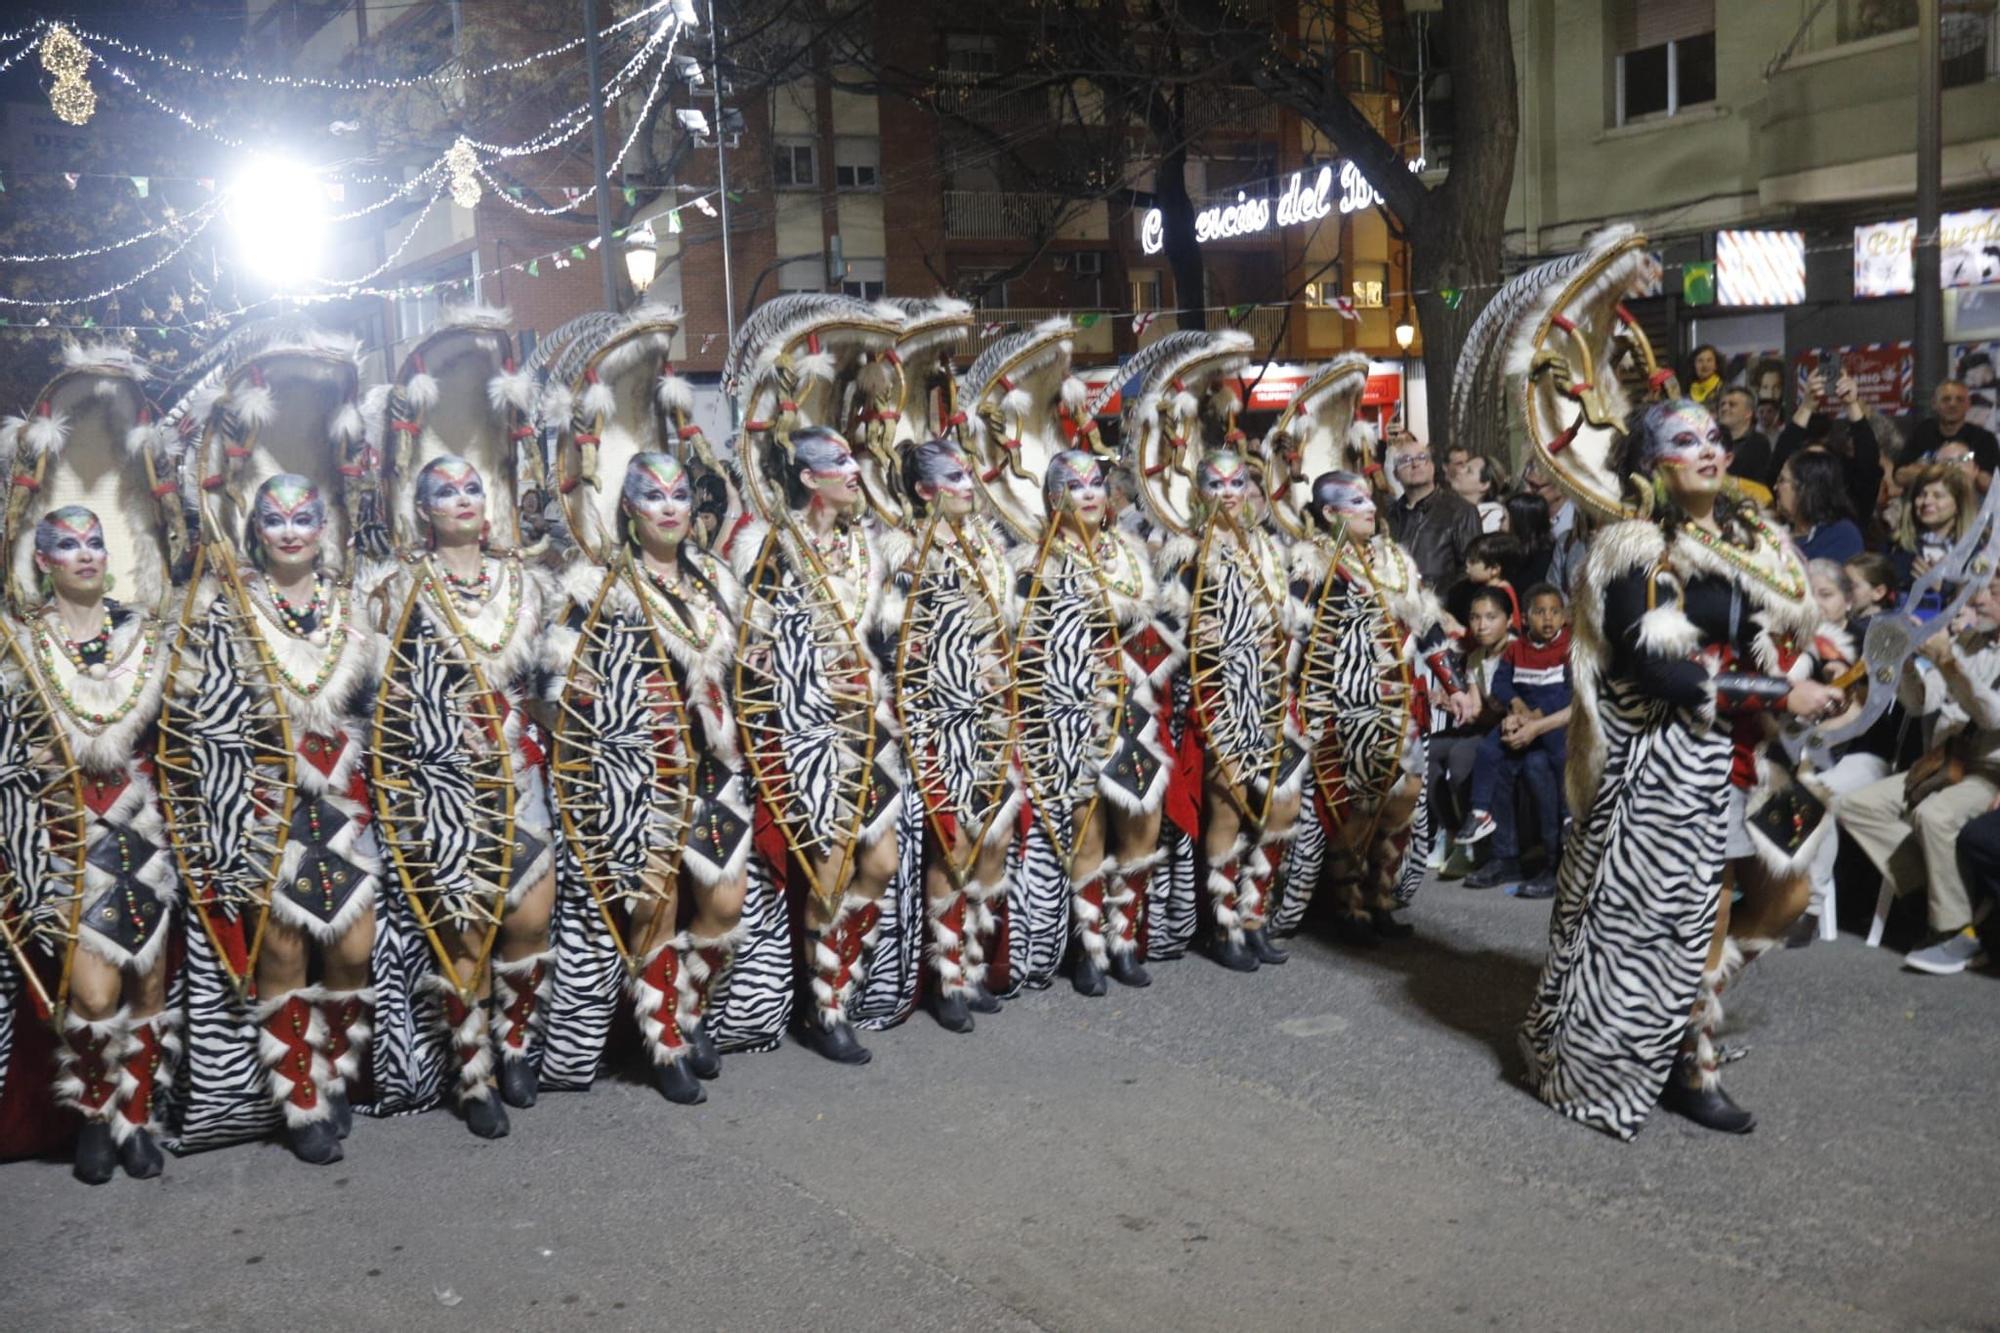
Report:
46,3,672,94
447,138,482,209
0,198,226,265
0,207,221,306
41,24,96,126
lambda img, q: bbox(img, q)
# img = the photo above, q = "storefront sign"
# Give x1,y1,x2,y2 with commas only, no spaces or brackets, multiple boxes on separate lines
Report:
1789,342,1914,415
1139,158,1419,255
1853,209,2000,297
1716,230,1807,307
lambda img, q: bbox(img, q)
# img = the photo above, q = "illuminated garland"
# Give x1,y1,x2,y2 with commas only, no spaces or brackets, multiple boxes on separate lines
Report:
42,24,95,126
447,138,482,209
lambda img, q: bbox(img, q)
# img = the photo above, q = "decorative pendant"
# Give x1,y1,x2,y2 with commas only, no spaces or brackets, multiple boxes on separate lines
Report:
87,663,107,681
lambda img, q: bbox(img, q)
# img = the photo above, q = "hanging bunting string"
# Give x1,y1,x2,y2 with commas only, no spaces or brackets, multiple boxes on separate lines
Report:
0,197,226,265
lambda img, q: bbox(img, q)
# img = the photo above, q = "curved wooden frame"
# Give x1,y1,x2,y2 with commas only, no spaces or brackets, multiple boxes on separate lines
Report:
1129,335,1256,541
0,620,90,1027
1185,509,1292,830
1261,354,1371,542
959,320,1077,546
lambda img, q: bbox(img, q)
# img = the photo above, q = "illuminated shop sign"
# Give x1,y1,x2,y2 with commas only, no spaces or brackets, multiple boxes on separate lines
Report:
1715,229,1807,307
1854,210,2000,297
1140,158,1421,254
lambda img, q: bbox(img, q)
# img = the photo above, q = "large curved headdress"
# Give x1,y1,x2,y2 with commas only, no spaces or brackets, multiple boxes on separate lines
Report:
541,303,705,563
371,307,538,553
726,293,905,525
1124,328,1256,539
2,342,185,615
1259,353,1371,540
959,315,1095,543
888,296,974,445
171,324,368,575
1450,224,1664,521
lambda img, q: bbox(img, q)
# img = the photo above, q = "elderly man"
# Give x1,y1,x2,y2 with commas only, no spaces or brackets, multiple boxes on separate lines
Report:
1383,438,1483,599
1892,379,1997,493
1715,385,1776,488
1836,575,2000,975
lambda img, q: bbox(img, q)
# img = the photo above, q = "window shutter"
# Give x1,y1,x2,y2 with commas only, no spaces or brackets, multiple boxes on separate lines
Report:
1614,0,1716,52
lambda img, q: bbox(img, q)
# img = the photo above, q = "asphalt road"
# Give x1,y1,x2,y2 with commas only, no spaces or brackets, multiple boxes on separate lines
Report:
5,879,1997,1332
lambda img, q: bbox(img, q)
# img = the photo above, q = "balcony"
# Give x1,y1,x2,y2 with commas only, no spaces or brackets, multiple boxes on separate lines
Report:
943,192,1111,241
935,70,1053,124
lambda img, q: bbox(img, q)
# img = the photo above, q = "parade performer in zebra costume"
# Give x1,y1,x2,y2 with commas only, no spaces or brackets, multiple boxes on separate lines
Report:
721,294,913,1063
1014,449,1173,996
1455,227,1843,1138
0,345,189,1182
539,305,752,1104
882,438,1023,1032
1286,470,1461,944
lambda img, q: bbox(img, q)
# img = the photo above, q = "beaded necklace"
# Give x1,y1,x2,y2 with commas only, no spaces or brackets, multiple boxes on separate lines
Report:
935,517,1007,600
1676,513,1807,601
441,563,494,602
253,578,351,698
797,521,870,621
638,558,721,648
428,556,521,656
266,572,327,639
55,611,115,673
32,612,158,731
1055,526,1142,599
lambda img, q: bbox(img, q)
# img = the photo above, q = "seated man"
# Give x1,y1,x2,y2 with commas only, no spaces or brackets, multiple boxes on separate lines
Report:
1836,574,2000,975
1458,584,1573,896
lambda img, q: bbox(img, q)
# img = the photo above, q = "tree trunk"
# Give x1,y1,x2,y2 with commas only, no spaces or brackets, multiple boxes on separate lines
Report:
1410,209,1504,457
1155,135,1206,332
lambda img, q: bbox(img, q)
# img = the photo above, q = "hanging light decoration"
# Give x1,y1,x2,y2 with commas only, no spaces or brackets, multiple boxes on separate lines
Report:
41,23,96,126
446,136,482,208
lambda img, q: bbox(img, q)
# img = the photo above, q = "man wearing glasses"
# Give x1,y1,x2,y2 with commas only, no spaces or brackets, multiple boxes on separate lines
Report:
1383,439,1483,600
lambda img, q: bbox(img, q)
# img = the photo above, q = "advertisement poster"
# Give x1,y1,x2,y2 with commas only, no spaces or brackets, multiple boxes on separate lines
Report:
1790,342,1914,416
1852,209,2000,296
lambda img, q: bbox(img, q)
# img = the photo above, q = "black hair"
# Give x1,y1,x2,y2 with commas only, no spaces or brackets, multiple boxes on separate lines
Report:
769,424,852,511
898,437,966,519
1503,489,1553,554
1466,586,1512,618
1523,581,1564,606
1465,531,1521,570
1779,449,1854,530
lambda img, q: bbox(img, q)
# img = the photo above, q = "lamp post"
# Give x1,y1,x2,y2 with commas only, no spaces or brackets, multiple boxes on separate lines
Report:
624,225,658,303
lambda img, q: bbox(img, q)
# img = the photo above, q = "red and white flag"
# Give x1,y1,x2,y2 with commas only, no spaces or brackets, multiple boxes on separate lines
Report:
1131,311,1158,335
980,321,1004,337
1332,296,1359,321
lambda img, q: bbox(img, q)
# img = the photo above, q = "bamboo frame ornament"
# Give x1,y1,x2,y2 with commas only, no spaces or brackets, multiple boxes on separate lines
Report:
0,618,90,1027
1185,506,1293,831
1259,353,1371,542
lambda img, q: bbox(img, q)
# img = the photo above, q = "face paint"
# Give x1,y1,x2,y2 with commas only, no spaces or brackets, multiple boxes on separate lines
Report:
253,475,327,567
922,451,976,517
622,453,693,545
1198,452,1250,518
417,456,488,543
1047,451,1107,526
34,505,108,597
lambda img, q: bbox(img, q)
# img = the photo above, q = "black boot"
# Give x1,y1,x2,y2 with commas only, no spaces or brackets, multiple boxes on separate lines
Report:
1331,911,1379,947
118,1127,165,1179
803,1020,872,1065
1070,952,1108,997
325,1087,353,1140
498,1056,539,1110
649,1057,708,1105
72,1122,118,1186
1369,908,1414,940
686,1020,721,1080
1246,929,1289,965
965,981,1003,1014
462,1094,511,1140
1210,932,1260,973
1108,951,1152,988
285,1118,345,1165
931,989,975,1034
1660,1065,1756,1134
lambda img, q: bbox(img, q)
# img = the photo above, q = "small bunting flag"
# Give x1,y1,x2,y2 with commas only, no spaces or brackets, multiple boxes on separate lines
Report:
508,186,524,199
1226,303,1253,323
1076,312,1101,329
129,176,149,197
527,259,540,276
63,173,78,190
570,246,586,260
587,236,601,250
1438,288,1464,310
667,210,682,234
623,186,638,206
1332,296,1359,321
1131,311,1158,335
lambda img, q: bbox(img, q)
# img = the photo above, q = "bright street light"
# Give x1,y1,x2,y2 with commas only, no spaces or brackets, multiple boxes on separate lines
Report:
1394,320,1416,351
624,225,658,294
228,156,328,285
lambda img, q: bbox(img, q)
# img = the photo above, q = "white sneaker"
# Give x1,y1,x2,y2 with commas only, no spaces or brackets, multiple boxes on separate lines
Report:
1904,929,1987,976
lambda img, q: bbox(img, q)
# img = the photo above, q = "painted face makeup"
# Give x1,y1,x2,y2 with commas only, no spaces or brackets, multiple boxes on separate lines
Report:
925,453,977,518
1046,450,1107,526
417,456,489,543
34,505,108,596
622,453,693,546
253,475,328,568
1198,451,1250,519
1310,471,1377,541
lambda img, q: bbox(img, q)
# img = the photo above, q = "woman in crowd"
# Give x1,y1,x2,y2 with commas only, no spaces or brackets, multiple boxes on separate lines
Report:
1683,344,1724,405
1774,451,1865,563
1502,490,1557,592
1890,463,1976,617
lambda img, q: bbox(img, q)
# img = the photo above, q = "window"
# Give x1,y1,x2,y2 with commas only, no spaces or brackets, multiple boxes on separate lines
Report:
946,33,1000,75
1129,271,1163,312
774,140,817,189
841,258,886,301
777,256,824,293
960,267,1010,308
1613,1,1716,124
834,138,880,190
1349,262,1388,309
1302,280,1341,308
396,254,476,345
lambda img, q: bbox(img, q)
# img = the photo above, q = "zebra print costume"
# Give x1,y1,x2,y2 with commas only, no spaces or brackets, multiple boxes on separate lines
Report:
1520,518,1822,1140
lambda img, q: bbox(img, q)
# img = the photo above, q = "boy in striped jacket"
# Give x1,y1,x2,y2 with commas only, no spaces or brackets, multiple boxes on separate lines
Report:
1457,583,1573,896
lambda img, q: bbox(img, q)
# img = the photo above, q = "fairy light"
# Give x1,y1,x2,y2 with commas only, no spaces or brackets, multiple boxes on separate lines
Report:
0,197,226,265
447,138,482,209
41,23,95,125
0,206,220,306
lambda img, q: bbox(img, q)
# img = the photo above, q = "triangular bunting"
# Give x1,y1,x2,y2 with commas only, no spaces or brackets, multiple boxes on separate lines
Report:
527,260,540,276
130,176,149,197
1076,312,1101,329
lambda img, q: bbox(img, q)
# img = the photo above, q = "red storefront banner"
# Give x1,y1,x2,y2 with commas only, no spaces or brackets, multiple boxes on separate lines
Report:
1790,341,1914,416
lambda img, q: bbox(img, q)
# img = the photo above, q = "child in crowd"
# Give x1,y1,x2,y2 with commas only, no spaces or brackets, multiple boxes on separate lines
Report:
1448,531,1523,630
1844,550,1896,625
1428,586,1516,879
1457,584,1573,897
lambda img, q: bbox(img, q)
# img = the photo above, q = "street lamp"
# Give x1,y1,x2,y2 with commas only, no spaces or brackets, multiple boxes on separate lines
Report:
624,224,658,296
228,156,328,285
1394,319,1416,351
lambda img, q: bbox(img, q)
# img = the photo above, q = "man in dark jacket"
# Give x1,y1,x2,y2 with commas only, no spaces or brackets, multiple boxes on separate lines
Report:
1385,440,1483,600
1716,386,1775,488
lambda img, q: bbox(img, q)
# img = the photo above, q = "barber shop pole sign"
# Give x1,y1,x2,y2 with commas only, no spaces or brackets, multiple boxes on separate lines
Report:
1789,342,1914,415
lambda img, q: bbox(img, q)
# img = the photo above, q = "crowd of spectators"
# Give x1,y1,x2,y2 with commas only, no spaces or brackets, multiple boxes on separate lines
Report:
1379,358,1999,975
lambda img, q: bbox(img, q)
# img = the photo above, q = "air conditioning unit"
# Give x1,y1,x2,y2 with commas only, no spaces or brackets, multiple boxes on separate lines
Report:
1073,251,1104,277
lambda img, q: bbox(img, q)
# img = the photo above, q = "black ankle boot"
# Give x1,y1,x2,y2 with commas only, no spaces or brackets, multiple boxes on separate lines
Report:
327,1087,353,1140
1070,953,1108,997
804,1020,872,1065
498,1057,538,1109
931,990,975,1034
1246,929,1289,965
462,1094,511,1139
649,1057,708,1105
1108,951,1152,988
1660,1067,1756,1134
118,1126,164,1179
686,1021,721,1080
1210,933,1260,973
1369,909,1414,940
285,1118,345,1165
72,1122,118,1185
965,981,1003,1014
1331,912,1379,947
